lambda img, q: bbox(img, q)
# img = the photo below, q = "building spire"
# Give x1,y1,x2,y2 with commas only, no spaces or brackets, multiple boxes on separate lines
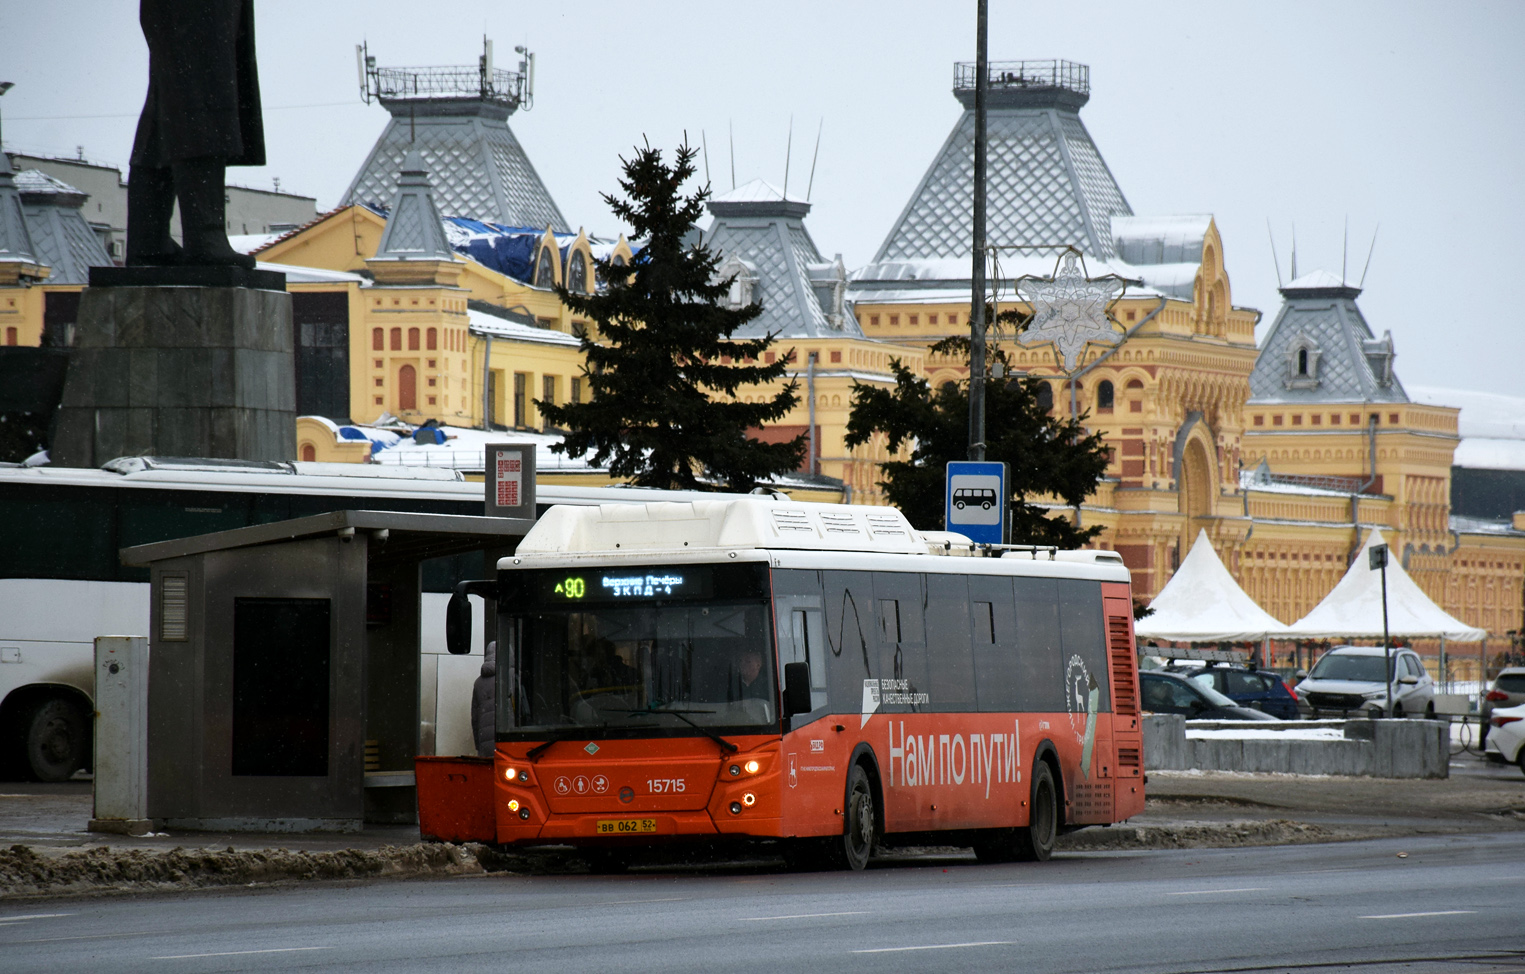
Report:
367,149,462,285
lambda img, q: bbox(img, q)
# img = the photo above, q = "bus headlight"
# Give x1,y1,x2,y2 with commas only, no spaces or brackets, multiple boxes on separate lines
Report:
729,801,742,815
507,799,520,812
743,760,760,775
742,792,756,807
504,766,518,782
519,807,531,820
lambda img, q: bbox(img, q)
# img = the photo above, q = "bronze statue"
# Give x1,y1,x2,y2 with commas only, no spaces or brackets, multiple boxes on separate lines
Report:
127,0,264,269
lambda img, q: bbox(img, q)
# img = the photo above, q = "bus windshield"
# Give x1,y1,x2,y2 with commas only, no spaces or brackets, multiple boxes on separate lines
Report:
498,563,776,736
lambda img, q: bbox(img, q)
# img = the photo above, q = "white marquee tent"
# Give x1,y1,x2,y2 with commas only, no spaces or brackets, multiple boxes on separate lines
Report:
1283,528,1488,641
1135,530,1291,643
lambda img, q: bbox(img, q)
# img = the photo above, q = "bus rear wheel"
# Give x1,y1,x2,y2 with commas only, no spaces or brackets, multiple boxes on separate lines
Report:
1014,762,1058,861
829,765,877,871
19,697,89,783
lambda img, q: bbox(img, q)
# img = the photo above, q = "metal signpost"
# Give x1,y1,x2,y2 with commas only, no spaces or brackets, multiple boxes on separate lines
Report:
1370,542,1393,715
486,443,537,519
946,460,1008,545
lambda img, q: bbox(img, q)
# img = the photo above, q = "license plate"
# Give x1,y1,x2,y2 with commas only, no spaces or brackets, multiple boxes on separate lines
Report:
595,818,657,835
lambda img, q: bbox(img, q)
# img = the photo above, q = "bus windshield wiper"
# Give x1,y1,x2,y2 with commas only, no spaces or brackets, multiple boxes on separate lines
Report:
627,708,739,753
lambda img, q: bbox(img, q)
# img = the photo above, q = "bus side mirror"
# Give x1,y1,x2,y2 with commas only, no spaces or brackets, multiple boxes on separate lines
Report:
446,580,498,656
783,662,812,717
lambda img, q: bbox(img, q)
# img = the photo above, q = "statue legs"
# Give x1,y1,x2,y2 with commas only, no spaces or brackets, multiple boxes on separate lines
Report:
173,159,256,269
125,164,181,266
124,159,255,269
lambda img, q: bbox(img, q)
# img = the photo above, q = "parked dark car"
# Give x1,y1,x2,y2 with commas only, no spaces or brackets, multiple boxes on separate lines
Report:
1139,670,1281,721
1166,663,1303,720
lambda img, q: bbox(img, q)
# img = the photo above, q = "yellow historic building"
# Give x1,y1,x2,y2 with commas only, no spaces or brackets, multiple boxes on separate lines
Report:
843,59,1524,664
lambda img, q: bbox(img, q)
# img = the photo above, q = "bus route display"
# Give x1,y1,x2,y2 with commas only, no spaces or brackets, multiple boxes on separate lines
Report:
542,568,713,603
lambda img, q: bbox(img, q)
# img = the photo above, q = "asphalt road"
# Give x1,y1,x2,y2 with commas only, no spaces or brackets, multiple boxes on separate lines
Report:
3,832,1522,974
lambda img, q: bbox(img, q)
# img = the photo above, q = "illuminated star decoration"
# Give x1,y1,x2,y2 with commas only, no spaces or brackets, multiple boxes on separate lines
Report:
1014,250,1128,372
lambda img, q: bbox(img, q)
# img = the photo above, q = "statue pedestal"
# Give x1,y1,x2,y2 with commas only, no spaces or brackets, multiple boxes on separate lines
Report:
52,282,295,467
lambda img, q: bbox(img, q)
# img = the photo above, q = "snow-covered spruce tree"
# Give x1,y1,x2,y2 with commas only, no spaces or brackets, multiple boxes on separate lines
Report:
538,141,805,491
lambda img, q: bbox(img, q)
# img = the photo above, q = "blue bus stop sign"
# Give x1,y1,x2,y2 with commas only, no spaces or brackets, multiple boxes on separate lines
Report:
946,461,1008,545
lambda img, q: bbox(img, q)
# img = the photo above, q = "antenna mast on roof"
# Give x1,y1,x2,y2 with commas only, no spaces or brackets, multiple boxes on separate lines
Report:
783,115,793,199
1359,224,1380,288
1266,219,1283,288
807,118,823,202
1290,223,1298,281
701,129,710,185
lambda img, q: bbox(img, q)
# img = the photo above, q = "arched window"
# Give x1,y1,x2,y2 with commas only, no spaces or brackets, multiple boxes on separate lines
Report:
300,443,316,462
535,247,556,287
372,328,383,351
389,327,402,351
1297,348,1309,376
1036,382,1054,413
568,251,588,293
398,365,417,411
611,254,626,268
426,327,438,351
408,327,420,351
1097,379,1115,410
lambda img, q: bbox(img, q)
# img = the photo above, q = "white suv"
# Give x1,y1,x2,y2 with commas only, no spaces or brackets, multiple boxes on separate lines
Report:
1294,645,1436,719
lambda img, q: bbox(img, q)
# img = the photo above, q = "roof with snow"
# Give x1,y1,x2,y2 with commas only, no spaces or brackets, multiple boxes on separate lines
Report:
1248,270,1407,405
372,149,457,262
701,180,858,339
870,59,1131,266
0,151,40,267
14,169,110,284
466,307,581,347
1109,214,1212,300
341,88,568,232
1410,385,1525,473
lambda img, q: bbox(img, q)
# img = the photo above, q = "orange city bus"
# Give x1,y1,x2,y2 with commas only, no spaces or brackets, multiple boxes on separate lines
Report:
432,498,1144,870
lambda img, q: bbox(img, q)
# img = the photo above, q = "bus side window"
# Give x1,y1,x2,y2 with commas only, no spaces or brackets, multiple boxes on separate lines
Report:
878,599,900,643
790,609,828,710
969,575,1019,712
1057,579,1111,712
926,573,977,711
974,601,994,644
1013,577,1063,712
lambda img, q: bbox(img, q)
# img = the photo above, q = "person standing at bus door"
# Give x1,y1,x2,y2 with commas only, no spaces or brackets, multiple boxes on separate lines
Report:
472,640,495,758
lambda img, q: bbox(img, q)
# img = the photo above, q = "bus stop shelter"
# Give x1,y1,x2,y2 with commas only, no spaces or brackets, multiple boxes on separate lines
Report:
120,509,533,832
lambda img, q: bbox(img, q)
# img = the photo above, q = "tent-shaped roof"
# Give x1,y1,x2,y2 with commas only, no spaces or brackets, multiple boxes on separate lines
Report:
1135,530,1290,643
1284,528,1488,641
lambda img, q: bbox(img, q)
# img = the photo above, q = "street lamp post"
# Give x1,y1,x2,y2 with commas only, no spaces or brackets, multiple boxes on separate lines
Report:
1370,541,1393,715
968,0,989,462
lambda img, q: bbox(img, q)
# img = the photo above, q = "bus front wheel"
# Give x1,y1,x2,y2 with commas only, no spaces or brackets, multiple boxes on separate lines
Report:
832,765,877,871
20,697,89,783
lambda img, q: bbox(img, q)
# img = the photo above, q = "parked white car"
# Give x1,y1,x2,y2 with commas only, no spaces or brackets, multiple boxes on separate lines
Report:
1483,702,1525,776
1293,645,1435,719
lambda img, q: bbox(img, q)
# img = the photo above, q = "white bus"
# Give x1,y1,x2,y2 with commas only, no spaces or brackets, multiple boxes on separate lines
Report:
0,457,739,781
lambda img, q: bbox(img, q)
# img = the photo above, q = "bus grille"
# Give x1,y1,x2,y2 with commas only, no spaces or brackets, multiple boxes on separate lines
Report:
1107,615,1137,716
1117,746,1141,768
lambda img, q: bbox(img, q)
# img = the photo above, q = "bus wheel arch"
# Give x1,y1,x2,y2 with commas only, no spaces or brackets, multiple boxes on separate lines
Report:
827,743,882,871
1029,740,1065,832
846,743,885,837
0,684,94,782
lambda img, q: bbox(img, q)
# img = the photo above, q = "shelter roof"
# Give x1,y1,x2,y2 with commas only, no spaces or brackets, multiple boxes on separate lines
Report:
1284,528,1488,641
1136,530,1290,642
120,509,535,567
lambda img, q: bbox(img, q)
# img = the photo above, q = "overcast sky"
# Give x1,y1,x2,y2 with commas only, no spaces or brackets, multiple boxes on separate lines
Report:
3,0,1521,398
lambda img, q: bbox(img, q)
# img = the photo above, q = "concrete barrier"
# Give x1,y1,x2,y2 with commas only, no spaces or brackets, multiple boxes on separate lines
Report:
1142,715,1449,779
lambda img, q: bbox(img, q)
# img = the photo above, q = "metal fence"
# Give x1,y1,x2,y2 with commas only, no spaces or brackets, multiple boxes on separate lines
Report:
372,65,523,104
953,60,1089,96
